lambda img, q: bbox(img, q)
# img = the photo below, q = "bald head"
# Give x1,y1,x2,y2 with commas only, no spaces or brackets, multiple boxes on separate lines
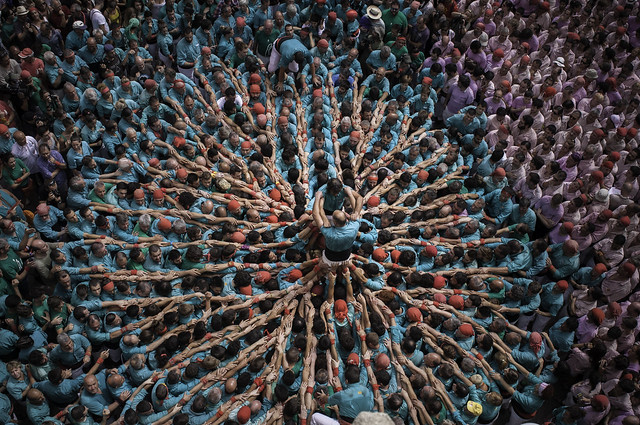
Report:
332,210,347,227
201,200,214,215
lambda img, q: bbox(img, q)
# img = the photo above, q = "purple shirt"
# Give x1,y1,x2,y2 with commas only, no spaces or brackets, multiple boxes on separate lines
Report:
446,85,475,114
465,49,487,70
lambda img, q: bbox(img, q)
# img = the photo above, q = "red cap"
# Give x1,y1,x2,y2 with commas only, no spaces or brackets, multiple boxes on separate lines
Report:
629,128,638,137
237,406,251,424
346,9,358,19
239,286,252,296
617,127,627,136
367,196,380,207
20,70,31,79
133,189,145,199
433,275,446,289
288,268,303,281
201,46,211,55
231,231,246,243
144,79,157,89
173,137,186,148
266,215,278,223
620,216,631,226
623,262,637,275
459,323,474,336
228,200,241,212
149,158,160,168
406,307,423,323
236,16,245,26
567,32,580,41
610,151,621,161
521,42,530,50
173,79,185,89
493,167,506,177
602,160,614,170
318,39,329,48
591,308,604,324
372,248,387,262
556,280,569,291
157,218,172,232
562,222,574,232
313,88,323,98
602,209,613,218
422,76,433,85
475,22,485,30
328,12,337,20
103,281,115,292
153,189,164,200
255,271,271,284
241,141,251,149
390,249,401,263
591,170,604,182
176,168,188,179
418,170,429,180
423,245,438,257
594,128,606,137
449,295,464,309
269,189,281,201
0,124,8,134
253,103,265,115
249,73,261,84
543,86,556,97
593,263,608,275
347,352,360,365
493,48,504,58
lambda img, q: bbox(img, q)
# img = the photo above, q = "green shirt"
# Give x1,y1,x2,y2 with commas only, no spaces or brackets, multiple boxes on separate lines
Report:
88,183,114,203
254,29,280,57
1,157,29,188
0,248,22,281
386,41,408,59
382,10,408,34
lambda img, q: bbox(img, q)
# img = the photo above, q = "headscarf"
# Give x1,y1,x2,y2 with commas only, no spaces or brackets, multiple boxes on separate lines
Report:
529,332,542,354
334,299,348,321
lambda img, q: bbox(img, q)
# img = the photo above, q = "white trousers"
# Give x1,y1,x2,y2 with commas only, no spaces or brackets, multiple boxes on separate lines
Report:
310,413,339,425
268,47,300,74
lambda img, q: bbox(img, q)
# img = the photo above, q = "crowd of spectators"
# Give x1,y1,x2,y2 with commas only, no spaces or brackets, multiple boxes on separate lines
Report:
0,0,639,424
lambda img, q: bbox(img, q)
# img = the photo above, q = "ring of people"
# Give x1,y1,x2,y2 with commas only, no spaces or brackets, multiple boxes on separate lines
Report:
0,1,638,425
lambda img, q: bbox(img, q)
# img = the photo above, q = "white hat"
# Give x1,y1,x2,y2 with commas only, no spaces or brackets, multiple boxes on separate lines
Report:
553,57,565,68
16,6,28,15
73,20,87,30
479,33,489,46
366,5,382,20
595,188,609,203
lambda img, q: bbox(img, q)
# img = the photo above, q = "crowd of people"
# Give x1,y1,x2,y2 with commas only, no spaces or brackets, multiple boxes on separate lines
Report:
0,0,638,424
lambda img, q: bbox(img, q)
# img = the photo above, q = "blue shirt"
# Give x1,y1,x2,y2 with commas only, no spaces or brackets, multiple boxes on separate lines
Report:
321,220,360,252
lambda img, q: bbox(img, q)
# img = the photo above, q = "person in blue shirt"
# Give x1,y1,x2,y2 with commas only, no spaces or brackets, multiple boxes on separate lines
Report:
314,365,374,422
271,36,312,90
365,46,397,74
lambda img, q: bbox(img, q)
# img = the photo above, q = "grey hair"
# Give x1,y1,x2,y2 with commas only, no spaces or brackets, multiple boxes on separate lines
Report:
43,51,56,62
138,214,151,228
173,219,186,233
83,88,99,102
69,176,85,191
57,333,72,345
380,46,391,56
